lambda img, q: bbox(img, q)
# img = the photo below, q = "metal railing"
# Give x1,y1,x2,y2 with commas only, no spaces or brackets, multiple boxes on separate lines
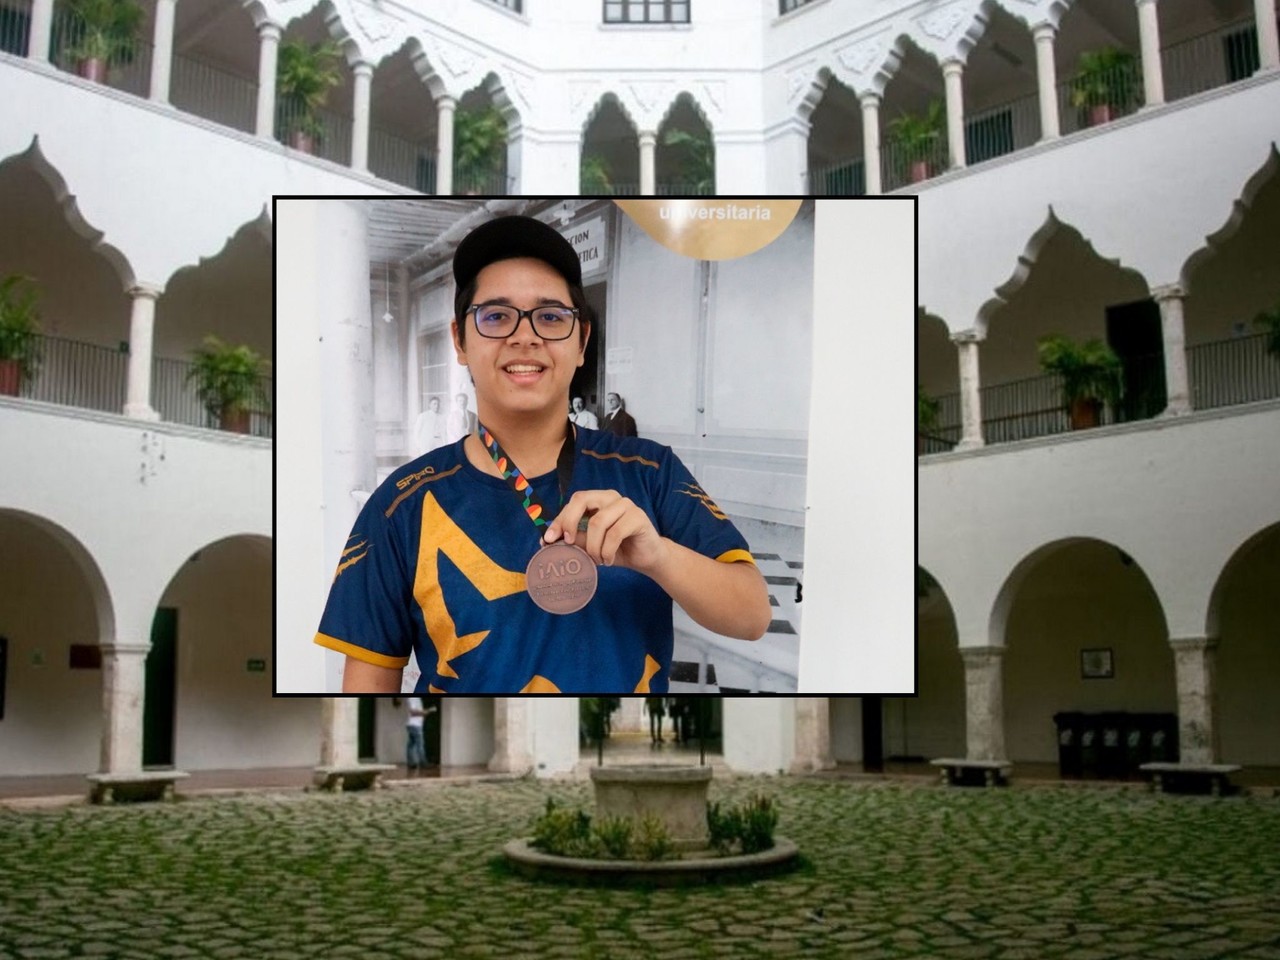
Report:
920,334,1280,452
275,98,353,167
0,0,31,56
14,334,272,439
49,5,151,96
1163,18,1262,102
656,181,714,196
369,128,437,193
810,158,864,196
881,133,948,192
170,52,257,134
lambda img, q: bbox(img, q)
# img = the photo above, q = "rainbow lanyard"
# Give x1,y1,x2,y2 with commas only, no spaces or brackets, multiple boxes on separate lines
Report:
477,421,576,530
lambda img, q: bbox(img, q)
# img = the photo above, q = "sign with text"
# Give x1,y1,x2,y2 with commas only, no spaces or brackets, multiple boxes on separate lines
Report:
561,216,608,278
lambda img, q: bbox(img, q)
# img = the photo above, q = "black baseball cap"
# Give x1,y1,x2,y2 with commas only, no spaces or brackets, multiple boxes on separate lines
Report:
452,215,582,291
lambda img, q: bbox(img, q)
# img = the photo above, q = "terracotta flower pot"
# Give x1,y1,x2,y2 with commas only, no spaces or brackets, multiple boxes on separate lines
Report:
0,358,21,397
220,406,251,434
1088,104,1113,127
78,58,107,84
290,130,315,155
909,160,930,184
1069,397,1102,430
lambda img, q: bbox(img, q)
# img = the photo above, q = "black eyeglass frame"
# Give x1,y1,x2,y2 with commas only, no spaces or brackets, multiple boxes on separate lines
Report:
466,302,581,341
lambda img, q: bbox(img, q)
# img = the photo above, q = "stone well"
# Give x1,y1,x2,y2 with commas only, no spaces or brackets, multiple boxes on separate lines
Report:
589,764,712,851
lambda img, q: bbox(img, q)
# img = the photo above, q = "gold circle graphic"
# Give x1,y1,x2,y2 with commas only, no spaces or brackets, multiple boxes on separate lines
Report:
613,200,803,261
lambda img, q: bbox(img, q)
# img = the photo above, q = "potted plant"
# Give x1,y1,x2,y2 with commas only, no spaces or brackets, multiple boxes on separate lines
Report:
276,39,342,155
1069,48,1140,127
454,105,507,194
660,128,715,194
888,100,944,184
0,274,42,397
917,384,940,454
1037,334,1124,430
1254,302,1280,361
186,335,270,434
58,0,145,84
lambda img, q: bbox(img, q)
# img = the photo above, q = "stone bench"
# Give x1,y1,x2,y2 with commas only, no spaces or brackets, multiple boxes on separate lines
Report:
1139,762,1242,796
312,764,397,793
87,770,190,804
930,758,1013,788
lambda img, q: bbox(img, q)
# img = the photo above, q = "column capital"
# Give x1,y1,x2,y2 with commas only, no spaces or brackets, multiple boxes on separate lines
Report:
959,644,1005,664
352,60,374,79
1169,634,1218,652
638,130,657,146
99,642,151,657
1151,282,1185,302
436,94,458,111
951,329,984,345
941,58,965,77
127,282,163,301
256,20,283,42
1133,0,1159,8
858,90,882,109
1031,21,1058,41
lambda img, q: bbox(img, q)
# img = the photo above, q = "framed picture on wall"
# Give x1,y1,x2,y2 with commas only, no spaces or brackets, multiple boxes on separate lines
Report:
1081,647,1114,680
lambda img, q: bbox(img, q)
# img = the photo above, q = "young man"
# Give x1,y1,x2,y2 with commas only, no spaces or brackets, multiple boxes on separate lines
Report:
315,215,771,693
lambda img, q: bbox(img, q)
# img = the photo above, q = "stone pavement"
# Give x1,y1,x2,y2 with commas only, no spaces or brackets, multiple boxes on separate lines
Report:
3,776,1280,959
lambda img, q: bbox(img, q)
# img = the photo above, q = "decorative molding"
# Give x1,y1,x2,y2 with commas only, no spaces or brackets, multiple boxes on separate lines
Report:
628,81,666,115
437,47,478,81
917,2,967,41
350,2,397,44
699,80,726,116
836,34,884,75
504,65,536,113
569,81,600,121
785,62,816,104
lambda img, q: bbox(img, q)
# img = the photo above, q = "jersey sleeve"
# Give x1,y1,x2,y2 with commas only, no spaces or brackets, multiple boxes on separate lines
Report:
651,448,755,566
313,495,415,669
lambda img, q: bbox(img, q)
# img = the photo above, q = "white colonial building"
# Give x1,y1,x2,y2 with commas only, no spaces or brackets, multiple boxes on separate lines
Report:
1,0,1277,790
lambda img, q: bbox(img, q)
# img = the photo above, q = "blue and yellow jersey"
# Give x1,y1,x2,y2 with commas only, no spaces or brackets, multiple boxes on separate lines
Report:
314,427,754,693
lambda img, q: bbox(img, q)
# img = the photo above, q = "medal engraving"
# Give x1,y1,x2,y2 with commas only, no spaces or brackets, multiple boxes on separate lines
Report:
526,542,597,614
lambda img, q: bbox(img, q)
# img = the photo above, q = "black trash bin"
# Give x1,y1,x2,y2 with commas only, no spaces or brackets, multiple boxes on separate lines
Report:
1098,712,1128,779
1149,713,1179,763
1054,711,1084,778
1079,714,1102,778
1123,713,1149,779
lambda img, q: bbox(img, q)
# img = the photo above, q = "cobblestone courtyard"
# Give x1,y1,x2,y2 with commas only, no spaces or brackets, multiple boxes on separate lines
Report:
3,777,1279,959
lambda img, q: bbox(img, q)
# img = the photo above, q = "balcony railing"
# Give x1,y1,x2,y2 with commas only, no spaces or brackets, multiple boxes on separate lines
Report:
0,0,31,57
920,333,1279,453
11,334,272,439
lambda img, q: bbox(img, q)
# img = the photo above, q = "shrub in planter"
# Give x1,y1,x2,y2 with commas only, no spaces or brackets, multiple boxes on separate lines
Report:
59,0,145,83
1037,334,1123,430
1254,303,1280,361
1069,48,1140,127
276,39,342,154
0,274,42,397
186,335,270,434
888,100,944,183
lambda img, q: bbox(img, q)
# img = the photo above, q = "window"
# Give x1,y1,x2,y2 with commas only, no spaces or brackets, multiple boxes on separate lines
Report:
603,1,690,24
779,0,818,13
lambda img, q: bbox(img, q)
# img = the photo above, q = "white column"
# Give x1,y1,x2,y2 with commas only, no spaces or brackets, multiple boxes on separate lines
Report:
351,61,373,173
254,22,282,139
489,698,534,774
1153,283,1191,415
954,332,984,450
789,698,836,773
1135,0,1165,108
859,91,882,196
942,59,966,170
98,643,149,773
960,646,1006,761
1169,636,1218,765
319,698,360,767
124,285,161,421
435,95,456,194
639,130,657,196
1032,23,1061,141
28,0,54,63
148,0,176,104
1256,0,1280,71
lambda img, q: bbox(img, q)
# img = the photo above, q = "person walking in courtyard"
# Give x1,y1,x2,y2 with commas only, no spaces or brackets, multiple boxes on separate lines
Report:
316,215,771,694
646,696,666,744
405,697,433,774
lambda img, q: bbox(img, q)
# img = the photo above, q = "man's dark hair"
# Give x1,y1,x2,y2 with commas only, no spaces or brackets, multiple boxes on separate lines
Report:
453,272,594,347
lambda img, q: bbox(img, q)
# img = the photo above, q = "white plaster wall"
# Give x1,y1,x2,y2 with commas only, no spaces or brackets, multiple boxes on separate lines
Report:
918,401,1280,650
799,198,916,694
0,512,102,776
440,697,494,767
916,75,1280,330
722,696,794,773
0,61,400,288
531,697,581,777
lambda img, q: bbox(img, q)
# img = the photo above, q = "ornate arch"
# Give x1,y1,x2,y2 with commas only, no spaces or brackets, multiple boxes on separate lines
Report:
1181,145,1280,295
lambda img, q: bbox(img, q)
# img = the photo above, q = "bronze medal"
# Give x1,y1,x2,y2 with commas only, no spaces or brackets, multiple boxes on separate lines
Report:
525,542,597,615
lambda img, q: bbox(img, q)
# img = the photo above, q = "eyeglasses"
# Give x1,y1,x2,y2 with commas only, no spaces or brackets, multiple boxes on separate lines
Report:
467,302,579,341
